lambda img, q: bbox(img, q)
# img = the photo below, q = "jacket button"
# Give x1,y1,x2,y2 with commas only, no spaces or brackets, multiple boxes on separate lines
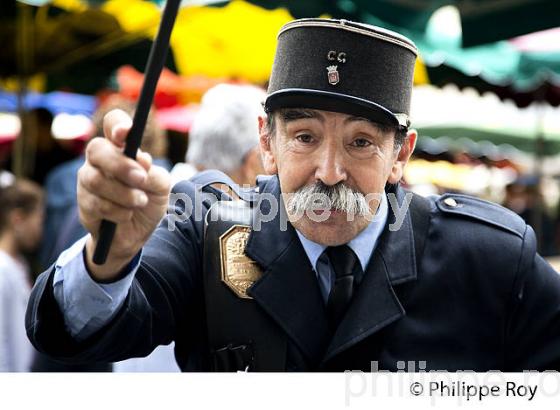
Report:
443,197,458,207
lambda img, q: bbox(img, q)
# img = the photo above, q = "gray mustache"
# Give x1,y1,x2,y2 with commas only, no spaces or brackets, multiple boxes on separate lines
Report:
286,182,371,217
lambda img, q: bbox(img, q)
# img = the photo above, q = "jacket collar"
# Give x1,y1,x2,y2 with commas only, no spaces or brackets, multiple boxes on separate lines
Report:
323,184,418,362
375,184,418,285
245,177,418,366
245,176,330,366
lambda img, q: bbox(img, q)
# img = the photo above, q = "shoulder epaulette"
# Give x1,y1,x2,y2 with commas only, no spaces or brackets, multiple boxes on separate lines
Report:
435,193,527,239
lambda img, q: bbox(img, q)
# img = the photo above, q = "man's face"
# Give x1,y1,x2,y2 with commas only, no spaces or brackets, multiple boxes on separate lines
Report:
259,108,416,246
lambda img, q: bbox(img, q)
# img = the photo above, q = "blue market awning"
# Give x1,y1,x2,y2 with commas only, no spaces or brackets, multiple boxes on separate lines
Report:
0,90,97,116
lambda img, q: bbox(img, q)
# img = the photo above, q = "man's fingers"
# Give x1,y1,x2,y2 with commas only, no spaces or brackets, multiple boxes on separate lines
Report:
143,164,172,197
86,138,148,188
79,165,149,209
136,150,152,172
78,185,135,225
103,109,133,148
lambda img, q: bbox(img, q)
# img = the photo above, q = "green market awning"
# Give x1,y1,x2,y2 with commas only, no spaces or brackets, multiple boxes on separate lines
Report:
244,0,560,47
412,85,560,155
18,0,560,46
359,6,560,107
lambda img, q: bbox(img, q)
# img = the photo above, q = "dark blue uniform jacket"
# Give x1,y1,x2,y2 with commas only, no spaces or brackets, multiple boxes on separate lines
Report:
26,175,560,371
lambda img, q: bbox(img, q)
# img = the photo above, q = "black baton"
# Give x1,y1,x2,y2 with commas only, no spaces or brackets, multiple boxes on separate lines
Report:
93,0,182,265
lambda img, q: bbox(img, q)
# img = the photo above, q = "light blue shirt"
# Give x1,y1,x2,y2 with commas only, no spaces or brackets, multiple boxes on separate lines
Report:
53,193,389,341
52,235,141,341
295,192,389,302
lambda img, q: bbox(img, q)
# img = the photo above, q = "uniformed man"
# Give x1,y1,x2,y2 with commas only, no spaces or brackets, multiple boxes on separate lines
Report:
26,18,560,371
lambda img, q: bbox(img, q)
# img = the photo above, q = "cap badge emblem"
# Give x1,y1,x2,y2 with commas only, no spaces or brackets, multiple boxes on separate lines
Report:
326,51,346,86
327,65,339,85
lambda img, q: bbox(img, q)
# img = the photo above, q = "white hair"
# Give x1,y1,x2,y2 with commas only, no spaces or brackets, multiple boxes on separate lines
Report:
186,84,265,174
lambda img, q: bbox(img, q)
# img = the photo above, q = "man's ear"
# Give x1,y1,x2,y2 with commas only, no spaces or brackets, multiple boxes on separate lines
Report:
387,129,417,184
258,115,278,175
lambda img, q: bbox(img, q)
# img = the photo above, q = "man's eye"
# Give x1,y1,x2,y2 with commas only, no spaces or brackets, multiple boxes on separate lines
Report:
296,134,314,143
351,138,372,148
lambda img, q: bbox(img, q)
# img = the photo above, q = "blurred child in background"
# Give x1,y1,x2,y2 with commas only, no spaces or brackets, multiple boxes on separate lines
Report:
0,176,44,371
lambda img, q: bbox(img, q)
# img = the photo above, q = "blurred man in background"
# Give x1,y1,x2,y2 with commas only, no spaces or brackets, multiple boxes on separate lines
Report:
503,175,559,256
170,83,265,186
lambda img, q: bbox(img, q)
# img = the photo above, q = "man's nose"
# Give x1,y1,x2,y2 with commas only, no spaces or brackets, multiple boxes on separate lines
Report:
314,142,347,186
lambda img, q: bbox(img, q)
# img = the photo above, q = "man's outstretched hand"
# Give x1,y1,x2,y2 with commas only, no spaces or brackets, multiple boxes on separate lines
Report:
77,109,171,281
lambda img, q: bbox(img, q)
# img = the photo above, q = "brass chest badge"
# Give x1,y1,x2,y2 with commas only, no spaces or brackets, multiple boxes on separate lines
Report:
220,225,262,299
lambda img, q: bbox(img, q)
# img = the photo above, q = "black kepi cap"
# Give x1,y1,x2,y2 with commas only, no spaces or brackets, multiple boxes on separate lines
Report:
265,18,418,128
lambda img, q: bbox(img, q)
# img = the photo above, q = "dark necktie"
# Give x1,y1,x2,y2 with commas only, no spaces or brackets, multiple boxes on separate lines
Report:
326,245,361,329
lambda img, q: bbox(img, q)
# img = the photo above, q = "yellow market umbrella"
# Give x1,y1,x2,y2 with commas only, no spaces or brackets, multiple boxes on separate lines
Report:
102,0,428,85
172,1,291,83
103,0,290,83
7,0,428,91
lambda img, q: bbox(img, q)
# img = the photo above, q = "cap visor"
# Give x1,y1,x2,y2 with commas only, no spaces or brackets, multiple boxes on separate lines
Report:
265,89,402,127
